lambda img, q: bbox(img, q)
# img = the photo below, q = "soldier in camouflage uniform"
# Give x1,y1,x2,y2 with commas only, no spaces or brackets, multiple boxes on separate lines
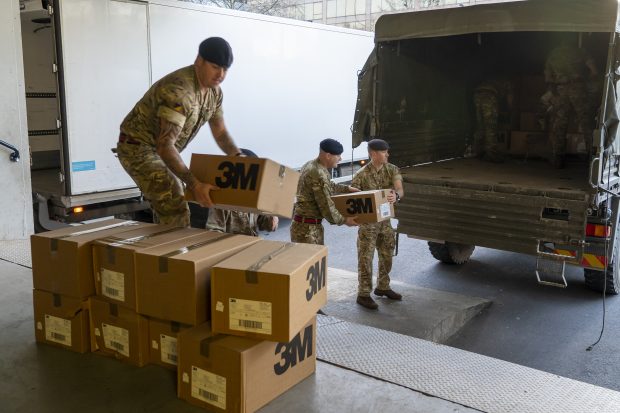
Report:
352,139,404,310
116,37,242,227
473,78,513,163
290,139,359,245
206,149,278,236
544,38,599,168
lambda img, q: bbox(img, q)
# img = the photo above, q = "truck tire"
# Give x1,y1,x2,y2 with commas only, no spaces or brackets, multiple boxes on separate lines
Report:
584,264,620,295
428,242,475,264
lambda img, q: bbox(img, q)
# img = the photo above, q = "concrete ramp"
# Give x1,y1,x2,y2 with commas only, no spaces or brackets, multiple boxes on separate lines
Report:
325,267,491,343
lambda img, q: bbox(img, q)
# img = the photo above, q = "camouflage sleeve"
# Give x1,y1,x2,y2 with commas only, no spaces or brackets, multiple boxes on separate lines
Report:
206,208,228,233
157,82,190,128
212,87,224,120
351,171,364,190
391,165,403,185
331,181,350,194
311,171,345,225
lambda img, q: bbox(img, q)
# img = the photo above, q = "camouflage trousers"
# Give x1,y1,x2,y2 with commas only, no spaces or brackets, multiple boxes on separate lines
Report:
548,83,593,157
290,221,324,245
473,91,501,160
116,142,189,227
357,221,395,297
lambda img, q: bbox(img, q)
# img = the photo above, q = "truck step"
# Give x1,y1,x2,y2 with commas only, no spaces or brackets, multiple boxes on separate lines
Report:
535,256,568,288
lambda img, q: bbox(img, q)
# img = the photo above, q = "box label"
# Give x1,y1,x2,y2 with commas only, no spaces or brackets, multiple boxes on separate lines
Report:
101,268,125,302
306,256,327,301
274,323,314,375
44,314,72,346
215,161,260,190
229,298,272,334
346,197,374,214
160,334,178,366
191,366,226,410
102,323,130,357
380,202,391,218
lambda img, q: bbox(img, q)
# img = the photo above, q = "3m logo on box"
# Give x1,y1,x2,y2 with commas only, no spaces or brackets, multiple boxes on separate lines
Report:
273,324,313,375
215,161,259,190
306,256,326,301
346,197,374,214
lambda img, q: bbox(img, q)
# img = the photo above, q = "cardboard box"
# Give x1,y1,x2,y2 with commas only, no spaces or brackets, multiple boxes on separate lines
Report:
93,225,203,310
509,131,551,156
185,154,299,218
33,289,90,353
135,232,260,325
331,190,394,224
148,317,192,369
31,219,153,298
211,240,327,342
520,112,542,132
178,317,317,413
89,296,149,366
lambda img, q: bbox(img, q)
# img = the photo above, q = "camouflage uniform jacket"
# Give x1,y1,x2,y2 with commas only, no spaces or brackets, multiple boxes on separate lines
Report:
545,45,594,84
352,162,402,192
293,158,350,225
475,79,512,99
206,208,274,237
120,65,223,151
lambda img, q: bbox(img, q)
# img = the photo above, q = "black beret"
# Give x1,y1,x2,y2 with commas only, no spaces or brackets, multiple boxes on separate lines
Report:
368,138,389,151
240,148,258,158
198,37,233,69
320,138,344,155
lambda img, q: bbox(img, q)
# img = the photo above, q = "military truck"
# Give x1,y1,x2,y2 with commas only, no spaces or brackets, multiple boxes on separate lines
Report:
352,0,620,293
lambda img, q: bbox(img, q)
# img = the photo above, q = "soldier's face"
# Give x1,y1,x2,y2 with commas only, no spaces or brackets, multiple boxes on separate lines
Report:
196,58,227,88
370,150,389,164
328,153,341,168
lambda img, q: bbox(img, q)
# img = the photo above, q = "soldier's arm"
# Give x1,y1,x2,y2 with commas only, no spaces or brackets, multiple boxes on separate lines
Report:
209,117,241,156
206,208,228,233
312,176,345,225
156,118,199,190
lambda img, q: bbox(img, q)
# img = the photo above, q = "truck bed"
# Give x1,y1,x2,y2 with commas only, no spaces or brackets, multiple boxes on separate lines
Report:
397,157,594,255
402,157,593,201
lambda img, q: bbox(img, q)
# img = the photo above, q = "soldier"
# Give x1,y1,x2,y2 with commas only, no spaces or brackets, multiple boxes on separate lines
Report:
473,78,513,163
206,149,278,236
290,138,359,245
116,37,242,227
544,38,599,168
352,139,404,310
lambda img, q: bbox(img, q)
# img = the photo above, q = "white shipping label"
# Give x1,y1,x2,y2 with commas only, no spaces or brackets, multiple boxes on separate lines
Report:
101,268,126,302
191,366,226,410
44,314,72,346
102,323,130,357
229,298,272,334
160,334,178,366
380,202,391,218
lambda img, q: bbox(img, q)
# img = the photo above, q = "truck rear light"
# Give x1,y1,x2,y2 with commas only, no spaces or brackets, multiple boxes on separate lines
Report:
586,223,610,237
73,206,84,214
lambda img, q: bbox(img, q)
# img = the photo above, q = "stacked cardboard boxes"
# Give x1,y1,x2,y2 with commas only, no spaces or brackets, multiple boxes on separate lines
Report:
178,239,327,412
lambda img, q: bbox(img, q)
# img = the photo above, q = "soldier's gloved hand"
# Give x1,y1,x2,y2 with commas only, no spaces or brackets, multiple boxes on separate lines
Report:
193,181,219,208
348,186,361,193
344,216,359,227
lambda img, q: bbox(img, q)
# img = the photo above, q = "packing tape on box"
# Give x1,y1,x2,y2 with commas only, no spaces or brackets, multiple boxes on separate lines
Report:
199,335,226,358
101,226,188,265
157,233,236,273
171,321,181,333
109,303,119,317
49,221,140,252
53,293,62,307
244,242,295,284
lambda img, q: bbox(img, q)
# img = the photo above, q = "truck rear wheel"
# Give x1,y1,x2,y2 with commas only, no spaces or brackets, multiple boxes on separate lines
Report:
584,263,620,295
428,242,475,264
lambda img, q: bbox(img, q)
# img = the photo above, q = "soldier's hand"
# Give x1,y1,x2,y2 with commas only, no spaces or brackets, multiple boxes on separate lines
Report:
387,191,397,203
271,216,279,231
348,186,361,193
193,182,219,208
344,216,359,227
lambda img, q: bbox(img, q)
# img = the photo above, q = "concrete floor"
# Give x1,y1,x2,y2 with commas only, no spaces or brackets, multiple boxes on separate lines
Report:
1,256,476,413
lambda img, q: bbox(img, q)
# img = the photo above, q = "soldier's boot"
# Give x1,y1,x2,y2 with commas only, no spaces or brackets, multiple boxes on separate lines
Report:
374,288,403,301
356,295,379,310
